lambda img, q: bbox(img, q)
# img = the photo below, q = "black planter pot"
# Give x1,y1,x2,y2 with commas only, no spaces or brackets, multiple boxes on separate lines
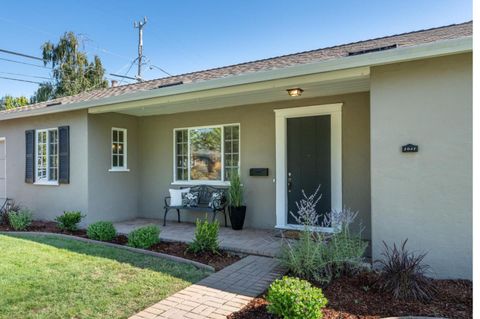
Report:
229,205,246,230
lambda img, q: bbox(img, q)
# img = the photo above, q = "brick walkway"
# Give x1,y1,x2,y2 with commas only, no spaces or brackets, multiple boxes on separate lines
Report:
130,256,287,319
114,218,282,257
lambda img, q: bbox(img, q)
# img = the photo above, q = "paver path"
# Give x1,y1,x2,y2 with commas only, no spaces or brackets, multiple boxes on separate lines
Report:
130,256,287,319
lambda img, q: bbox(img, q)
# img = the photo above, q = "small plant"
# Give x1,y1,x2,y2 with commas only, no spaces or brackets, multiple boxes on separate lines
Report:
228,171,243,207
8,209,32,231
375,239,436,301
266,276,328,319
1,199,21,225
55,211,84,231
187,218,219,254
87,221,116,241
281,186,367,284
127,225,160,249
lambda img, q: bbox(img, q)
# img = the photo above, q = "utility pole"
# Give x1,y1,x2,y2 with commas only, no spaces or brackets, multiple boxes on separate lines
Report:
133,17,147,81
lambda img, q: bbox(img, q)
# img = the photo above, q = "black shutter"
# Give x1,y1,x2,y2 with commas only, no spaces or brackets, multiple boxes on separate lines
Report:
58,126,70,184
25,130,35,183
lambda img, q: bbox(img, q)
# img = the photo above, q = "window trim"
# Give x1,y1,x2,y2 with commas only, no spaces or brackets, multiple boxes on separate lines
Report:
172,123,240,186
34,128,59,186
110,127,129,172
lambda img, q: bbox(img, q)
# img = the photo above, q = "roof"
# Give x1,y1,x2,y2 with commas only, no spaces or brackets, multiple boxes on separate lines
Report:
1,21,472,116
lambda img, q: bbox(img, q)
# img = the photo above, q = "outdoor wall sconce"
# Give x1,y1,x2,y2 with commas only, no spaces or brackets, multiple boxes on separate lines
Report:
286,88,304,97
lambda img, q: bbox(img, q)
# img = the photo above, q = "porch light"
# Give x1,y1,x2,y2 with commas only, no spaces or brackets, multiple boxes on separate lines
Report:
286,88,304,97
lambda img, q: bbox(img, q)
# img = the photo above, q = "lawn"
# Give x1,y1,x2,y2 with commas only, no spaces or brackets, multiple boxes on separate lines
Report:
0,234,209,319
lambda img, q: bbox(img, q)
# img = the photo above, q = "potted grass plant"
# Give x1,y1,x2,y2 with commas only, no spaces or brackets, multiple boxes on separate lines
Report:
228,172,246,230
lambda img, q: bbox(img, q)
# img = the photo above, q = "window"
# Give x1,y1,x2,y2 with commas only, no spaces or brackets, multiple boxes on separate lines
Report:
111,128,128,171
35,128,58,183
174,124,240,183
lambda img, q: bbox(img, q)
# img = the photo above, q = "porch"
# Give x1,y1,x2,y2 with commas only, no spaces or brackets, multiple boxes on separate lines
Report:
113,218,283,257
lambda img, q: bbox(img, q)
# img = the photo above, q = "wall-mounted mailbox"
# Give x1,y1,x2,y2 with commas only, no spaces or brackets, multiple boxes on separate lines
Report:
250,168,269,176
402,144,418,153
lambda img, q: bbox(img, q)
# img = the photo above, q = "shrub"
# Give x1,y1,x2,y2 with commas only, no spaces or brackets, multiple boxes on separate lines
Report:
281,186,367,284
55,211,84,231
127,225,160,249
8,209,33,231
187,218,219,254
87,221,116,241
266,276,328,319
1,199,21,225
375,239,436,301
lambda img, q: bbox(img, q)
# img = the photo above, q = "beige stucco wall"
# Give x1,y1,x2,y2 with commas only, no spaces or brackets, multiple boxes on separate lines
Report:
138,92,371,237
0,110,89,221
370,53,472,279
87,113,139,222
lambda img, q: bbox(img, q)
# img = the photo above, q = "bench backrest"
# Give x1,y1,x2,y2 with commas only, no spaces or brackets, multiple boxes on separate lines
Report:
181,185,227,205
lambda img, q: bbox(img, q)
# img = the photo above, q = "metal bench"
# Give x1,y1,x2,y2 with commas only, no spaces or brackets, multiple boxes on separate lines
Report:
163,185,228,226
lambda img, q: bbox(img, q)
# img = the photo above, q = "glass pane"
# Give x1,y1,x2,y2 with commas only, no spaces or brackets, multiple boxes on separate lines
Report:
177,168,187,181
190,127,221,180
225,140,232,153
118,143,124,155
113,130,118,143
233,140,239,153
232,125,239,139
176,130,183,143
232,154,239,167
118,155,124,167
224,126,232,140
113,155,118,167
118,130,124,142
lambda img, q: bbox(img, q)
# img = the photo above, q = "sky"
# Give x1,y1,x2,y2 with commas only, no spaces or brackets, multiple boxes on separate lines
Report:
0,0,472,98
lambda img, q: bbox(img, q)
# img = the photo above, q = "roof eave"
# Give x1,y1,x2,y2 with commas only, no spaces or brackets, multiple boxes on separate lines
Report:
0,36,472,121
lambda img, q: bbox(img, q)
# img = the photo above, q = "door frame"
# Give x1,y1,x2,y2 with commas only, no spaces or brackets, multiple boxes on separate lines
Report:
0,137,6,201
274,103,342,231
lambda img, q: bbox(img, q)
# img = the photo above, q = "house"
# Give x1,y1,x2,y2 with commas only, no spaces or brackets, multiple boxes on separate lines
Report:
0,22,472,279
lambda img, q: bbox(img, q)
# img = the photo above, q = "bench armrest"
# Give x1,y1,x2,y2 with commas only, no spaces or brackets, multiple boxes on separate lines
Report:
164,196,171,208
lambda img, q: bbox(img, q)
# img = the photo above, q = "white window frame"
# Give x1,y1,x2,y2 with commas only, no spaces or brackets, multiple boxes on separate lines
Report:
109,127,129,172
34,128,59,186
172,123,240,186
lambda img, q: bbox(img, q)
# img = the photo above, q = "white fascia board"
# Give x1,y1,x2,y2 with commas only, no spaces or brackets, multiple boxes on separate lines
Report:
0,36,471,121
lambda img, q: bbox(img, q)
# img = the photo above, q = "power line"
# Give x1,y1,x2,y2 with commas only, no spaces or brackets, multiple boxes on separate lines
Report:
149,64,172,77
0,76,42,84
0,48,44,61
0,57,50,69
0,71,51,80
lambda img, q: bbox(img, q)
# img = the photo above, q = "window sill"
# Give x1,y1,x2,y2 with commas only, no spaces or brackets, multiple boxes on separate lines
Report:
34,181,59,186
171,181,230,187
108,168,130,172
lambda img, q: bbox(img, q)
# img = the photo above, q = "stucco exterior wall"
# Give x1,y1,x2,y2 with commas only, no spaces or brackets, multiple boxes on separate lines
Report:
87,113,139,222
370,53,472,279
0,110,89,221
138,92,371,237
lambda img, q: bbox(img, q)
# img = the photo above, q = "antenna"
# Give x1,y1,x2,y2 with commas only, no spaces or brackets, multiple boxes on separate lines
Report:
133,17,147,81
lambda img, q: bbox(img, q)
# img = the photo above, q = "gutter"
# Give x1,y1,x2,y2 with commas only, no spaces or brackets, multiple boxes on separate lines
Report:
0,36,472,121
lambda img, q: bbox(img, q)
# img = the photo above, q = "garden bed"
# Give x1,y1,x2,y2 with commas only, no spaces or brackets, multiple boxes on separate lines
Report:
0,220,240,270
228,272,472,319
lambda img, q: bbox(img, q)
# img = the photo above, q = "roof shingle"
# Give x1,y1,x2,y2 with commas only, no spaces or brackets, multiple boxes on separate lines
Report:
2,21,472,115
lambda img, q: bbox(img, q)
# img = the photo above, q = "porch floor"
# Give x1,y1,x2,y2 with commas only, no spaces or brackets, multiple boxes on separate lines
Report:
113,218,283,257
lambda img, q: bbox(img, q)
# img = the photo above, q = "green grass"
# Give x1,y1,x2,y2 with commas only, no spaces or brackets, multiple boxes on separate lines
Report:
0,234,209,319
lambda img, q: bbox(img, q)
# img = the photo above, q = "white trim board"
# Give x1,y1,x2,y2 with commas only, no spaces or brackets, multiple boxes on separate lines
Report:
274,103,343,230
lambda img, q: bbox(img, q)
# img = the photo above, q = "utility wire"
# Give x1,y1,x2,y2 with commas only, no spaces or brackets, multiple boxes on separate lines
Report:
0,57,50,69
0,76,42,84
0,48,44,61
0,71,51,80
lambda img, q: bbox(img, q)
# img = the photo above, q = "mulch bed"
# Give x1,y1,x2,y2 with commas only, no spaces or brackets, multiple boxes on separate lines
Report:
0,220,240,270
228,272,472,319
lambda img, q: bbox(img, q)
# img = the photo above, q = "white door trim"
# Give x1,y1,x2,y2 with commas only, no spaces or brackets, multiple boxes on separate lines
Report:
274,103,343,231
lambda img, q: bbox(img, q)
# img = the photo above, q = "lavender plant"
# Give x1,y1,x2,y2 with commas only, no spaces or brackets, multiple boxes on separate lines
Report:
281,185,368,284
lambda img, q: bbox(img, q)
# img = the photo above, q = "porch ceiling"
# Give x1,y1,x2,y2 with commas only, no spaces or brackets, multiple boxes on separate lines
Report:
88,67,370,117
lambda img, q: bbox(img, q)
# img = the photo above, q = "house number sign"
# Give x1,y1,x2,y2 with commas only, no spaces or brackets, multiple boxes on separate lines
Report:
402,144,418,153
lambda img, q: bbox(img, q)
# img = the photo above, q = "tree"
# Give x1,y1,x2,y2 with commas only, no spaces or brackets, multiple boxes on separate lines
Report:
0,95,29,110
31,32,108,103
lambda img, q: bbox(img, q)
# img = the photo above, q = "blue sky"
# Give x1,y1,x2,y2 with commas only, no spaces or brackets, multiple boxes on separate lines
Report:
0,0,472,98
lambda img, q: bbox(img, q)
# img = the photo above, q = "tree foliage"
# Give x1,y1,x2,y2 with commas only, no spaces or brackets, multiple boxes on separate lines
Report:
0,95,29,110
31,32,108,103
